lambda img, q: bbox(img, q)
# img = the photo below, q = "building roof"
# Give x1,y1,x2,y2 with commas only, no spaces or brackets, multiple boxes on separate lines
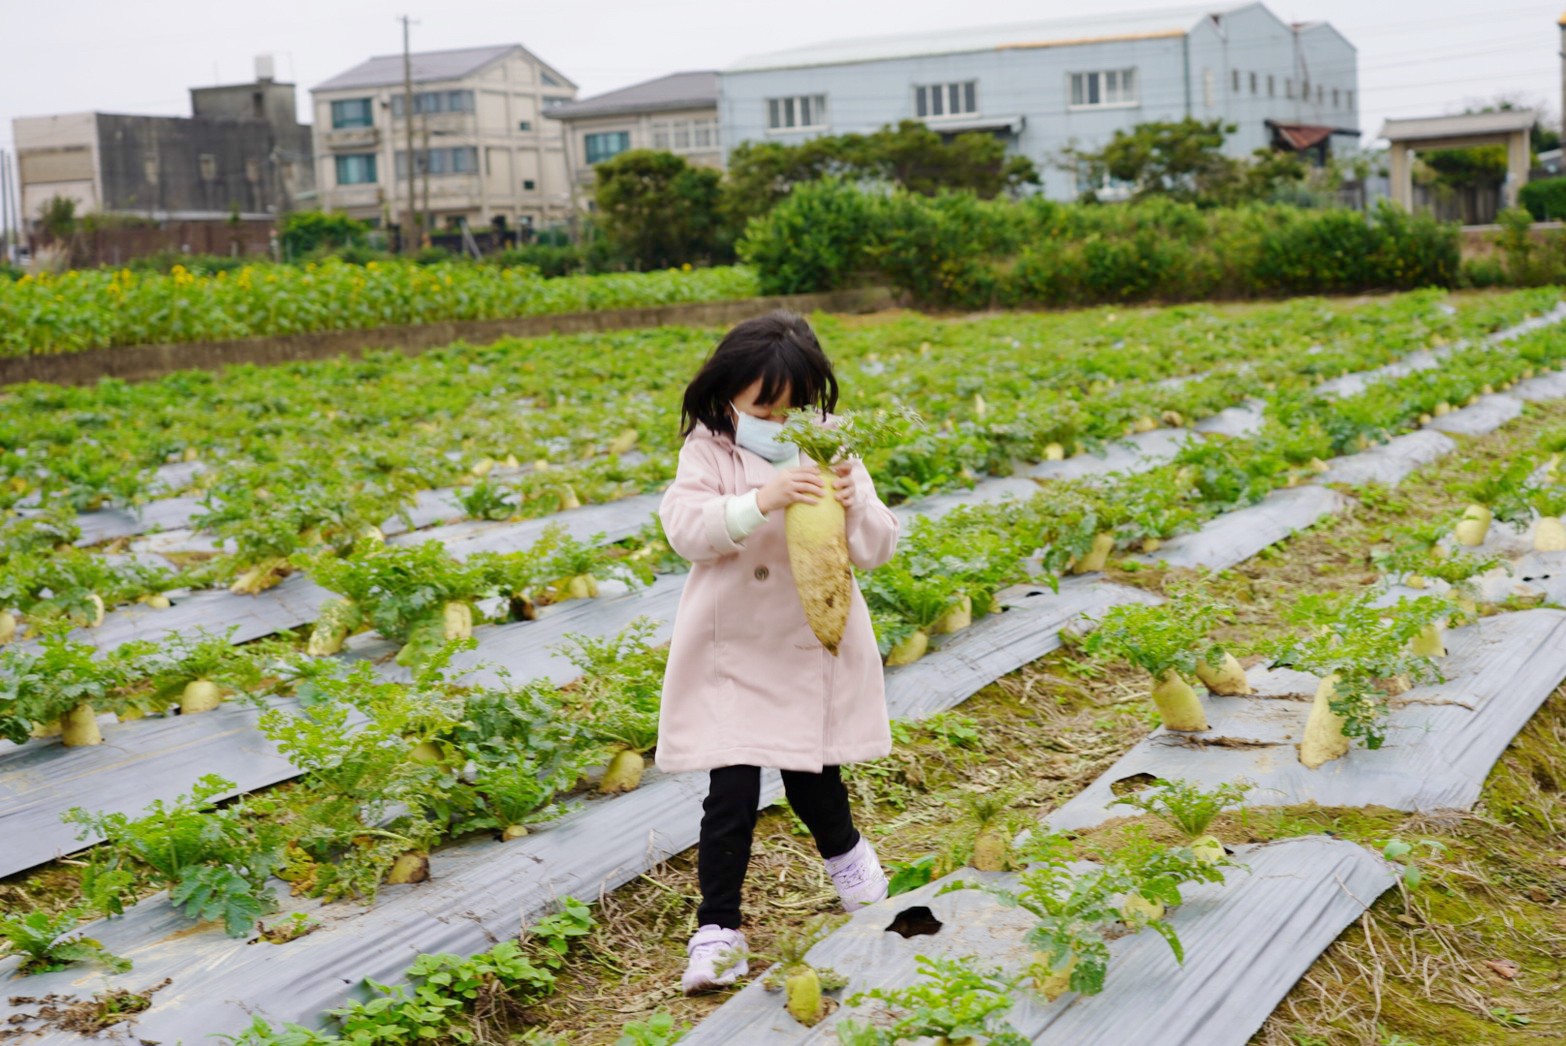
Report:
724,3,1251,73
545,71,717,121
1270,123,1335,150
1380,109,1537,142
312,43,576,93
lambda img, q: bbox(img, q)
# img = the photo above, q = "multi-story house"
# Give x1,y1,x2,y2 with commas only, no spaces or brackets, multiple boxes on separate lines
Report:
544,71,720,199
311,44,577,237
718,2,1359,199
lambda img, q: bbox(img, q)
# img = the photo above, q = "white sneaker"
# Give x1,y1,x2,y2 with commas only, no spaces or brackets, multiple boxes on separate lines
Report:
682,924,749,994
824,836,888,912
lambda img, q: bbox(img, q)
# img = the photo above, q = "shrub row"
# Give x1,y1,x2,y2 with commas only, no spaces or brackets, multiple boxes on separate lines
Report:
739,179,1463,308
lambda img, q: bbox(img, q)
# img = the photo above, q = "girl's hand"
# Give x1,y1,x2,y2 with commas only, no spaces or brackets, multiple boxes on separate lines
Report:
832,461,856,513
757,466,825,514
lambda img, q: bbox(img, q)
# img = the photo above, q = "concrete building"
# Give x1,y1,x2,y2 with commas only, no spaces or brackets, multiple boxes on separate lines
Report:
718,2,1359,200
311,44,577,236
544,71,720,199
11,56,314,225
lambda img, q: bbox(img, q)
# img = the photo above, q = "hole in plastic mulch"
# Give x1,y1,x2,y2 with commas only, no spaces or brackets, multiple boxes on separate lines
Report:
886,906,943,939
1109,772,1163,797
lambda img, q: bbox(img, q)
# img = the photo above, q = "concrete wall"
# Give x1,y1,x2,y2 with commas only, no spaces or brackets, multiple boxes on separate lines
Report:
718,1,1360,200
12,113,101,222
95,112,282,217
190,79,315,206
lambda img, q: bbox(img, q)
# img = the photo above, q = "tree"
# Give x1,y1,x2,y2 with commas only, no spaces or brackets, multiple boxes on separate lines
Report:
38,195,78,240
722,121,1039,230
1062,118,1307,207
593,150,727,270
280,210,370,259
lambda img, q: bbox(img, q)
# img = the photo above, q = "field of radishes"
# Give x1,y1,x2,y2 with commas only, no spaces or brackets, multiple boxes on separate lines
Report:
3,287,1566,1045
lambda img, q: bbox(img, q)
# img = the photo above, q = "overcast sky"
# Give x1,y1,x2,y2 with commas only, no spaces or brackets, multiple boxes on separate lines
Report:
1,1,1561,166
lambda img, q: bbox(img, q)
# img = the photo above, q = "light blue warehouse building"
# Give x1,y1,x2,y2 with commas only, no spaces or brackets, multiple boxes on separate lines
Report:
718,2,1358,199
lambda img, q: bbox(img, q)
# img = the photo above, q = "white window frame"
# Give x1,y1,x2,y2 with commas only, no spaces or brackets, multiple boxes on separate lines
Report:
765,94,828,132
1069,69,1138,111
915,81,978,119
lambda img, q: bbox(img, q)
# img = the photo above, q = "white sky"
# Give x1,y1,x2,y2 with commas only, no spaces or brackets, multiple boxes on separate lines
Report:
1,1,1561,167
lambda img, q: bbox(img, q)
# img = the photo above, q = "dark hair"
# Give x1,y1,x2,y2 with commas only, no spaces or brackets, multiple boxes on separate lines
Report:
679,311,839,438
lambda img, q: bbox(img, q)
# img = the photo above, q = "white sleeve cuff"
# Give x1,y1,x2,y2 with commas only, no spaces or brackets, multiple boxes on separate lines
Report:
723,490,769,542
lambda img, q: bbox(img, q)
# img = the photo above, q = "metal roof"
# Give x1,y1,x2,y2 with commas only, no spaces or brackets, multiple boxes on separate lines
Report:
312,44,576,93
1380,109,1537,142
724,3,1251,73
545,71,718,121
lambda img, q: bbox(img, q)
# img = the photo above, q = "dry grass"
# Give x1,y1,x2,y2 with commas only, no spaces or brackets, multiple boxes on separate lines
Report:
504,398,1566,1044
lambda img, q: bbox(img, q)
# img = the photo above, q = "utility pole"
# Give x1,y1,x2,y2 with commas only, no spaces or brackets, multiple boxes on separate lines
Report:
421,109,431,245
0,150,12,263
400,14,417,254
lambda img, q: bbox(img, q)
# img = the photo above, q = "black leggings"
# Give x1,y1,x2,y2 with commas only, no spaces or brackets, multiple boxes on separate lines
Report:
696,764,860,930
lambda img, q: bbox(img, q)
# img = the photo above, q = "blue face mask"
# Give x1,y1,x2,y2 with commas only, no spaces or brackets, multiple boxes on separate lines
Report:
731,401,797,463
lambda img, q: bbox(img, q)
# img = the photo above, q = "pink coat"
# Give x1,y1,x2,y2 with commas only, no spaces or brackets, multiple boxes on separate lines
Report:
655,423,901,774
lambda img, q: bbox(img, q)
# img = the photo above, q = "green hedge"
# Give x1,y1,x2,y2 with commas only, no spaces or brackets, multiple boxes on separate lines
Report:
739,181,1461,307
1519,177,1566,222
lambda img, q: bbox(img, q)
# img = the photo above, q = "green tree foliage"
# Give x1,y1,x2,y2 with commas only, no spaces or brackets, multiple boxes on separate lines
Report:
38,195,78,239
723,119,1040,229
280,211,370,259
1420,145,1507,191
1519,178,1566,221
592,149,727,270
1063,117,1307,206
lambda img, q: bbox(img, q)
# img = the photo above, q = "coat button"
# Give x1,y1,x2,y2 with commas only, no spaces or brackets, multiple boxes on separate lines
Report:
754,566,770,581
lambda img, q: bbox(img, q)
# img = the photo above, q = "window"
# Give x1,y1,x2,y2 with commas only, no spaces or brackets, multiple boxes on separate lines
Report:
331,98,374,129
518,120,532,131
1331,89,1339,109
335,153,377,185
915,81,977,118
391,90,476,117
1302,78,1310,101
541,71,564,87
654,119,718,151
1267,74,1275,97
1070,69,1138,108
394,146,479,179
1285,78,1294,99
542,96,570,110
522,179,536,190
1203,69,1215,108
1316,85,1324,105
198,153,217,181
1231,69,1240,93
584,130,630,164
1347,89,1355,110
766,94,828,130
1249,71,1258,95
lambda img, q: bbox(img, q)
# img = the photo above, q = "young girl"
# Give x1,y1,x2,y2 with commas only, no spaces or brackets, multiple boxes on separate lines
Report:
656,310,900,994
